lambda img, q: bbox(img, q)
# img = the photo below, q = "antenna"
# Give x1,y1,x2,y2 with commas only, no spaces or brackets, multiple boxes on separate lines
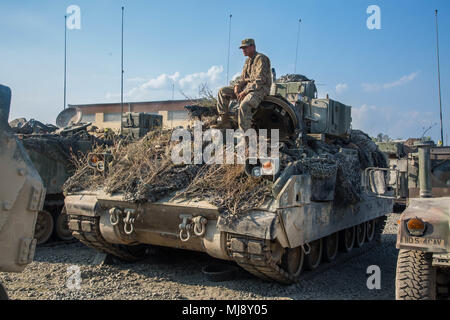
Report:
226,14,232,85
294,18,301,74
120,6,124,134
435,10,444,146
64,15,67,110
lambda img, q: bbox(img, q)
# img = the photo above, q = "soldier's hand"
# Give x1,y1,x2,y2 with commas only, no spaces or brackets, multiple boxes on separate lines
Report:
234,85,240,97
237,91,247,102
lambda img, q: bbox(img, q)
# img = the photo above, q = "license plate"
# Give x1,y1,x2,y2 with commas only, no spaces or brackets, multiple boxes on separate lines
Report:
401,236,446,249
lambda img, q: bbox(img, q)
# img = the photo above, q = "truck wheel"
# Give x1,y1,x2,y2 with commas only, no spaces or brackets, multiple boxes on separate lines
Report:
305,239,322,270
396,249,436,300
54,207,73,241
0,282,8,300
339,226,355,252
323,232,339,262
35,210,54,245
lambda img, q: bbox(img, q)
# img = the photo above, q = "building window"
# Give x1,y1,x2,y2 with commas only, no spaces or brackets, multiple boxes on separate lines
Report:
168,110,188,121
81,113,95,123
104,113,122,122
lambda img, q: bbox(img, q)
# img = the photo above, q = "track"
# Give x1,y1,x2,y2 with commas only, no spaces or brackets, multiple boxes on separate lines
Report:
68,215,144,262
227,216,387,284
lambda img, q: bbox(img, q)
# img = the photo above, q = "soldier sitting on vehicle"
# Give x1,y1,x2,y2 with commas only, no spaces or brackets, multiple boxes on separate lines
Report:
213,39,272,131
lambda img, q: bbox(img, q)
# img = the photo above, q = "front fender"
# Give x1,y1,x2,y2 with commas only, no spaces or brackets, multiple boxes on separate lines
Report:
396,197,450,253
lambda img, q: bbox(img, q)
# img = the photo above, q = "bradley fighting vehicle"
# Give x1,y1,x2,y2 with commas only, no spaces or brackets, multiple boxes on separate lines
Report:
64,73,393,284
396,141,450,299
0,85,45,299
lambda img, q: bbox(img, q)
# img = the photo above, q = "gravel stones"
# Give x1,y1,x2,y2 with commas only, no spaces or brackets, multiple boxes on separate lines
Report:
0,214,400,300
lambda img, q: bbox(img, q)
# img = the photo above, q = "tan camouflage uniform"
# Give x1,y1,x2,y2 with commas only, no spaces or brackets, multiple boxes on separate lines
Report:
217,52,272,131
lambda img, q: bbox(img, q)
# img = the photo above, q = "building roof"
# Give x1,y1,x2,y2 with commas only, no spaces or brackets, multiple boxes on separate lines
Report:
69,99,202,114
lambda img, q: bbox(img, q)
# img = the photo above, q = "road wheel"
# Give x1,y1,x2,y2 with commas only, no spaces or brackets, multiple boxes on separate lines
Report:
281,247,304,279
365,219,376,242
339,226,355,252
396,249,436,300
54,207,73,241
323,232,339,262
0,282,8,300
355,223,366,248
35,210,54,245
305,239,323,270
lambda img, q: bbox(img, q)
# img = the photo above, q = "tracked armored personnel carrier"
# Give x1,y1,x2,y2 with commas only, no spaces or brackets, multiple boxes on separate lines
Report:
0,85,45,299
396,141,450,299
64,74,393,284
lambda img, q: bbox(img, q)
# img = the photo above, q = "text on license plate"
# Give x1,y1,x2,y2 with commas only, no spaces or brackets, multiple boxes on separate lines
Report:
402,236,446,248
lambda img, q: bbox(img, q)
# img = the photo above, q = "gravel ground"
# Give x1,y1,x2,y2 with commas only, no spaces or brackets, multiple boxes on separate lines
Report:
0,214,400,300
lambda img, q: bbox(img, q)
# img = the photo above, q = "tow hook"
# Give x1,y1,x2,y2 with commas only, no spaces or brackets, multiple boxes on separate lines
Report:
123,209,136,235
178,214,208,242
108,207,136,235
109,207,122,226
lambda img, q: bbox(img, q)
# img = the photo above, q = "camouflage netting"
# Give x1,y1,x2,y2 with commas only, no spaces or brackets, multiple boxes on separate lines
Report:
64,122,387,214
20,131,102,164
64,130,202,202
175,164,273,215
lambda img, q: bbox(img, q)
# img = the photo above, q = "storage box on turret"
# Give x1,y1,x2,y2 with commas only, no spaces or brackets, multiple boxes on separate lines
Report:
303,98,352,137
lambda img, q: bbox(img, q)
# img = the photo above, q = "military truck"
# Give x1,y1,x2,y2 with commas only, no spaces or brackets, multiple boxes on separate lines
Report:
395,141,450,299
0,85,45,299
64,74,393,284
377,140,450,211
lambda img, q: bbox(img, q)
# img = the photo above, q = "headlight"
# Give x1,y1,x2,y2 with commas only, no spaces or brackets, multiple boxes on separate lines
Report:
406,217,426,236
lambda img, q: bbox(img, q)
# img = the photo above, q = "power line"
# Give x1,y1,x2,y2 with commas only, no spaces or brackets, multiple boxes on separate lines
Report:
226,14,232,85
435,10,444,145
294,18,301,74
64,15,67,110
120,6,124,134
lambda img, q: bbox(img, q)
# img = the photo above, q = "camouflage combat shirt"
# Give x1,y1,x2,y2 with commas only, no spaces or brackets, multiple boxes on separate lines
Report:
236,52,272,96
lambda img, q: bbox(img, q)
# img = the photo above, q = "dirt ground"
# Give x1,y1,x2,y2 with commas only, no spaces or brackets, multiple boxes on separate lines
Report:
0,214,400,300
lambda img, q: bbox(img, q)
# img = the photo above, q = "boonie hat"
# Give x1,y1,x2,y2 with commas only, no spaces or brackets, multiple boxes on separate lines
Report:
239,38,255,49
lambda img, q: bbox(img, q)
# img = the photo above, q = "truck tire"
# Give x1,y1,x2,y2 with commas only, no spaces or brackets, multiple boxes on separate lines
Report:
0,282,8,300
396,249,436,300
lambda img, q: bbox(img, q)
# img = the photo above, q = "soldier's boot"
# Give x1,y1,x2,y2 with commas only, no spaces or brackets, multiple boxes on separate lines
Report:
211,114,232,129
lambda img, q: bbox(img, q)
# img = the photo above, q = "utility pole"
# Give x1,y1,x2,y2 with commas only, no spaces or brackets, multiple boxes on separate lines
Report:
64,15,67,109
435,10,444,146
226,14,232,85
120,6,124,134
172,82,175,100
294,18,301,74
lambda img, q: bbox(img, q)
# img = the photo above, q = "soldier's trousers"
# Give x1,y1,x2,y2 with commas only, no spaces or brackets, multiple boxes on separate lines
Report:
216,86,265,131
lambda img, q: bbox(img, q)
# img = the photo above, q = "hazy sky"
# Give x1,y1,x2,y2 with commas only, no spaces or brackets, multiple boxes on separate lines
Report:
1,0,449,142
